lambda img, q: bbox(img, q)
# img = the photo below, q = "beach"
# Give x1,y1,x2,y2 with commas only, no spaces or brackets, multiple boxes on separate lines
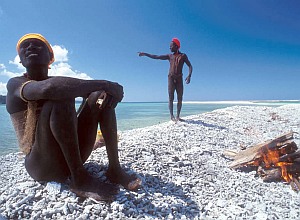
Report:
0,104,300,219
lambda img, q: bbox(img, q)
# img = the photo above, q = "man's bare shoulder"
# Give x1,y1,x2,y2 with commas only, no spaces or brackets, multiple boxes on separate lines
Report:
7,76,27,91
159,54,171,60
7,75,27,84
182,53,190,60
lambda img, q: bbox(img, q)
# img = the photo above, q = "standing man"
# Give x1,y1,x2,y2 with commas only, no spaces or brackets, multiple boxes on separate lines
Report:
6,33,141,201
138,38,193,121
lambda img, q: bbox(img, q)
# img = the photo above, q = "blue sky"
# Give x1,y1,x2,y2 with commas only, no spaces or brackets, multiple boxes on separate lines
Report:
0,0,299,102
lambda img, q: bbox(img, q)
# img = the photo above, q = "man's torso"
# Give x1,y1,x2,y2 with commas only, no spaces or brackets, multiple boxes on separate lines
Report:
168,53,186,78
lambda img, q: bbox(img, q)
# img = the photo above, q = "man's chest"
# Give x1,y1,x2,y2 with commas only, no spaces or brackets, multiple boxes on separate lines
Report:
170,54,185,65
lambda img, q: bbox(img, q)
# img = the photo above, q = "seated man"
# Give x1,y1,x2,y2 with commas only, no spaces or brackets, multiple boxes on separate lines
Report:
6,33,141,201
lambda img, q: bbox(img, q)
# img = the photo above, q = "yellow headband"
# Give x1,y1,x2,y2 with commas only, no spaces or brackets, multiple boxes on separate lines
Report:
16,33,55,65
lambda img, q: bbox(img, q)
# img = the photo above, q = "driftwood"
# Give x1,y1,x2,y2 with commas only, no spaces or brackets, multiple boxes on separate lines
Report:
279,150,300,162
257,166,282,182
229,132,297,169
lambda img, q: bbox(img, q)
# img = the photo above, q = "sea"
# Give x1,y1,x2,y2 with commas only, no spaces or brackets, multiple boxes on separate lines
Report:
0,100,299,156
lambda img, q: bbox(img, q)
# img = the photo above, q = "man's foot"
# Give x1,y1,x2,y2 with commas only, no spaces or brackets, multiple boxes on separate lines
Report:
69,168,119,201
176,116,184,122
171,116,176,122
106,168,142,191
70,185,116,202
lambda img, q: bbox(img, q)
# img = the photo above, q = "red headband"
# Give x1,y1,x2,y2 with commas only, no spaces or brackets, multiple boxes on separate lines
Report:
172,38,180,49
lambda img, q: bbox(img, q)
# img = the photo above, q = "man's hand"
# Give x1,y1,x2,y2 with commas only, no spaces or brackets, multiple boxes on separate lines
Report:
138,52,145,57
97,92,119,109
185,75,191,84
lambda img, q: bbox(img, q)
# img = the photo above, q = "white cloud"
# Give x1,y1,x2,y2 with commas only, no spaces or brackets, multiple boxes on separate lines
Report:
52,45,68,62
0,45,93,95
49,62,92,80
9,55,25,70
0,82,7,96
0,62,21,78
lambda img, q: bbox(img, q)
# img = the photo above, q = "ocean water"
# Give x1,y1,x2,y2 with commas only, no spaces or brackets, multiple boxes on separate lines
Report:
0,101,299,156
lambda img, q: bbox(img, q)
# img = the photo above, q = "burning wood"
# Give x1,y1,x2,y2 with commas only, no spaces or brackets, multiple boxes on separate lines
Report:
225,132,300,191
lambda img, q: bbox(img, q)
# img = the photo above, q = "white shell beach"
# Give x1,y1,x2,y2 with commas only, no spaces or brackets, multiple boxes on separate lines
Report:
1,104,300,219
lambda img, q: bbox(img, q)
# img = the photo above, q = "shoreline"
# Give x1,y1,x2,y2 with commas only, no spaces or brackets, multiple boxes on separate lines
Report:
1,105,300,219
123,100,300,103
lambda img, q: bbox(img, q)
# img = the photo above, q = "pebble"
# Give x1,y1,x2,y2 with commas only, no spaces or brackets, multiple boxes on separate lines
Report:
1,105,300,219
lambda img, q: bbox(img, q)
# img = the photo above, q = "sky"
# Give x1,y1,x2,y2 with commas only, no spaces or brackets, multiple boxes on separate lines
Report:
0,0,300,102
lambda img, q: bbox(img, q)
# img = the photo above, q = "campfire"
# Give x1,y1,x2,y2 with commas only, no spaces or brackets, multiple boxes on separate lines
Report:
225,132,300,191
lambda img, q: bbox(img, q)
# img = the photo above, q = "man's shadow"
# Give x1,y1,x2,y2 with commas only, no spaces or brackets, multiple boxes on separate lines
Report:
84,161,200,219
183,119,228,130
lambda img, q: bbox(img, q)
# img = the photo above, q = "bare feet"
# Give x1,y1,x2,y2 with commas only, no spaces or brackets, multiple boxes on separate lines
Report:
106,168,142,191
69,168,119,201
176,116,184,122
171,116,176,122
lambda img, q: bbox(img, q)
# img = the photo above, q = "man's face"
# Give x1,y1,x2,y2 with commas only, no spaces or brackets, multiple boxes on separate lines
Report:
169,42,178,53
19,39,51,68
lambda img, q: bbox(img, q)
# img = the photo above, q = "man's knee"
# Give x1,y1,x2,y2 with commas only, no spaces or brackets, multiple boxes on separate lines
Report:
43,99,74,108
41,100,76,121
177,95,183,102
169,94,174,102
169,90,175,101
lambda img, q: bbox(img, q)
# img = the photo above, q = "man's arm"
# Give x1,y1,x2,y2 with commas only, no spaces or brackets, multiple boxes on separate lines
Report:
138,52,169,60
184,54,193,84
20,77,123,103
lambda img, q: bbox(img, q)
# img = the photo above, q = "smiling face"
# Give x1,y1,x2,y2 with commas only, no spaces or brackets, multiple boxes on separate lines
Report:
19,38,52,68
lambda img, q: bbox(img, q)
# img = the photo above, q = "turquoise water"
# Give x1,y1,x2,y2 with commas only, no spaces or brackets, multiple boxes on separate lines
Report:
0,101,299,156
115,102,241,131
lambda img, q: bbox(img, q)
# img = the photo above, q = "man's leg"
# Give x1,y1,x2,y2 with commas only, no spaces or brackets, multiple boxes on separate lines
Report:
25,100,77,182
78,91,141,190
168,77,176,121
175,78,184,121
25,100,119,201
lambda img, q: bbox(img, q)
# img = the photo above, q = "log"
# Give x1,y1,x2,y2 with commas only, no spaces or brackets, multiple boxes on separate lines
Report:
286,162,300,174
223,150,238,159
279,150,300,163
229,132,296,169
291,177,300,191
278,140,298,154
257,163,300,182
257,166,282,182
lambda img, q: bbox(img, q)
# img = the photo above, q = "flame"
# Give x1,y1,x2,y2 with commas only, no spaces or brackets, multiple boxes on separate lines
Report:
277,162,293,182
260,147,293,182
261,149,279,168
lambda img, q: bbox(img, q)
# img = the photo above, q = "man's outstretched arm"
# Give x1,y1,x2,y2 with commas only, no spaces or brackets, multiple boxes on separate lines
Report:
138,52,169,60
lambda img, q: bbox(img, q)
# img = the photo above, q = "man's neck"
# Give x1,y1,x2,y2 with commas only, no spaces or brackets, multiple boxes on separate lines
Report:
25,65,49,80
